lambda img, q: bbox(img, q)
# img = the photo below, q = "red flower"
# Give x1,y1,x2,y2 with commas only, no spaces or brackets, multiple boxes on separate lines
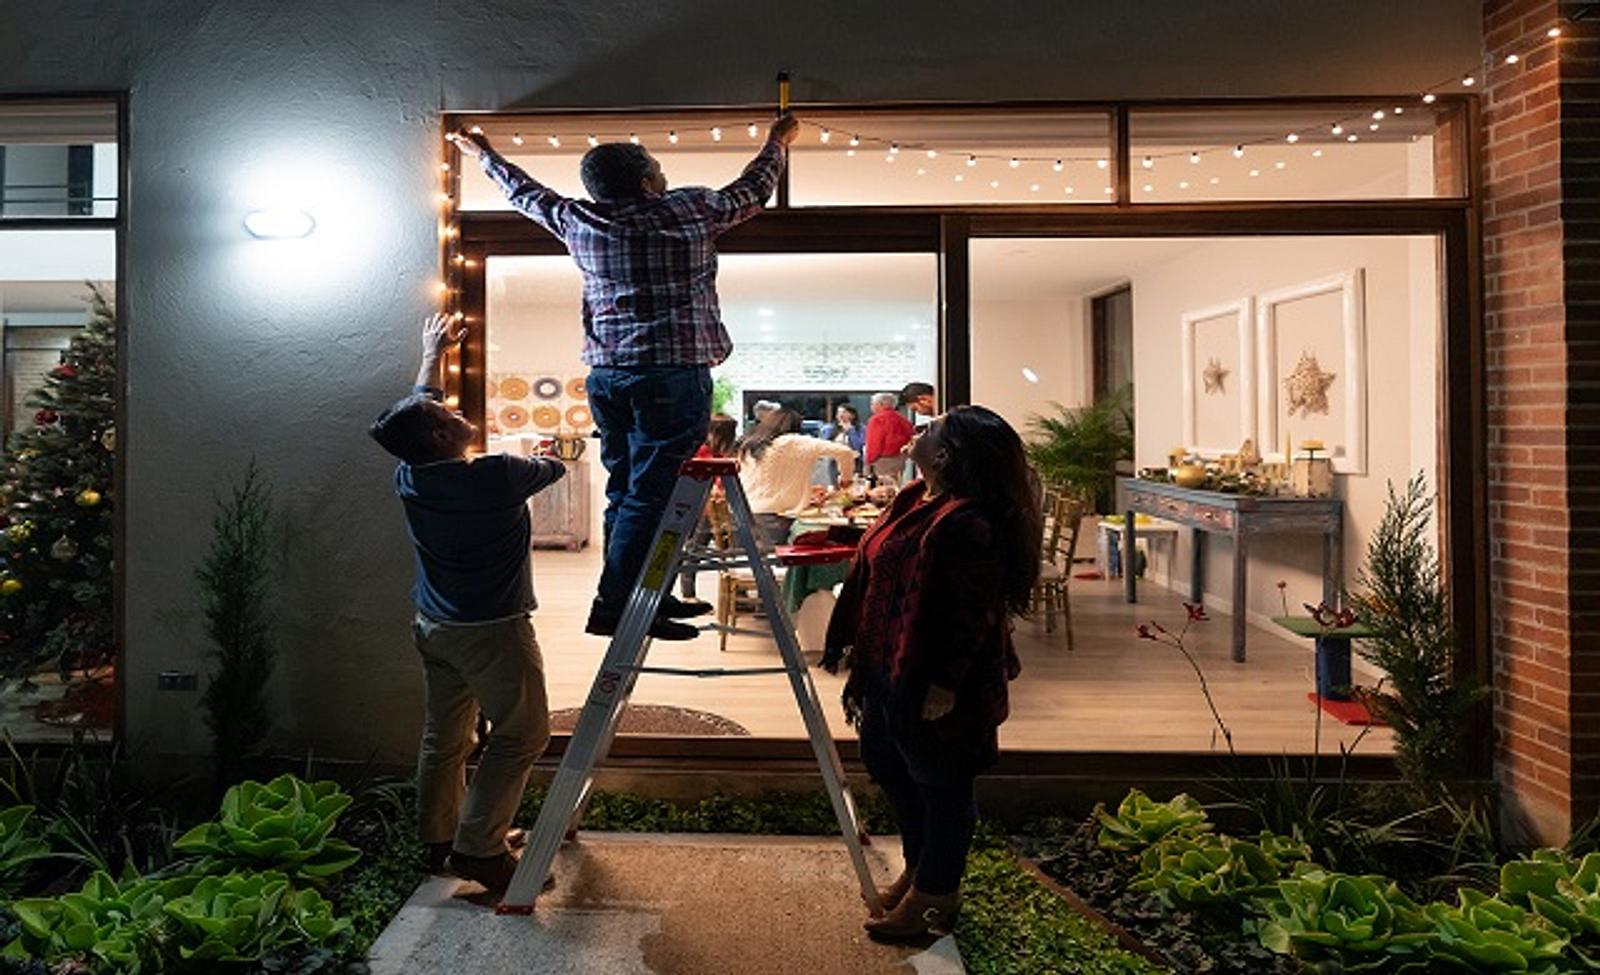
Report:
52,364,77,380
1136,624,1157,640
1335,608,1359,629
1276,580,1287,590
1184,602,1210,622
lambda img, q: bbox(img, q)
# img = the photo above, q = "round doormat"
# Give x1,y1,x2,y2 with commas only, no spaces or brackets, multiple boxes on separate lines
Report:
549,704,749,737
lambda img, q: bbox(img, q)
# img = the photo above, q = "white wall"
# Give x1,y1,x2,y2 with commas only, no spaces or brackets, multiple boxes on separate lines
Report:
971,297,1091,435
0,0,1482,764
1128,236,1440,629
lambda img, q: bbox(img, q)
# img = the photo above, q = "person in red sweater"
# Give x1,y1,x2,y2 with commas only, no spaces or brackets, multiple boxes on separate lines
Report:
864,391,915,484
824,405,1043,942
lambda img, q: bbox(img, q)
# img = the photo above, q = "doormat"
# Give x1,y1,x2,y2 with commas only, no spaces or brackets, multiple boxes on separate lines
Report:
1306,693,1385,727
549,704,750,736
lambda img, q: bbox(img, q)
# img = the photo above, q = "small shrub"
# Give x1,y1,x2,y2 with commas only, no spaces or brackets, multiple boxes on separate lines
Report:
1093,789,1209,853
172,775,360,880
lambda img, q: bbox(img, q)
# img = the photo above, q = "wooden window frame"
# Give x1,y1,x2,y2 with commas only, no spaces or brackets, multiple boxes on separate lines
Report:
443,96,1486,785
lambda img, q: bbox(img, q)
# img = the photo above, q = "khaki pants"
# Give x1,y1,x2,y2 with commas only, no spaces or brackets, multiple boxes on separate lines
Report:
414,613,551,857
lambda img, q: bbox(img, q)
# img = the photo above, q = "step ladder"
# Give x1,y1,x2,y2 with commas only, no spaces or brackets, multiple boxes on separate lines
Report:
498,457,883,915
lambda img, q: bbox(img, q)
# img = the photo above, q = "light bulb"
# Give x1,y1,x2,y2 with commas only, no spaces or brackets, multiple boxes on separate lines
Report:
888,143,899,154
668,130,679,144
1141,156,1153,169
1009,157,1020,168
1370,122,1380,131
967,155,977,167
1178,180,1189,189
629,133,639,144
1462,75,1476,86
820,128,831,143
587,134,599,147
1142,183,1153,192
1286,133,1299,143
926,148,937,159
747,122,758,137
453,253,465,264
1052,160,1063,171
846,149,856,157
1347,134,1359,142
1248,169,1260,177
445,395,460,408
511,133,524,146
469,125,484,135
1372,110,1385,120
711,126,722,141
1097,159,1108,169
954,174,965,182
1393,106,1404,115
453,311,466,321
1030,183,1040,192
1505,54,1520,64
1232,145,1245,158
546,135,560,147
1190,151,1201,164
1275,161,1286,169
1423,93,1437,104
1549,26,1562,37
1331,124,1343,135
1064,186,1074,194
849,135,861,147
1103,186,1113,194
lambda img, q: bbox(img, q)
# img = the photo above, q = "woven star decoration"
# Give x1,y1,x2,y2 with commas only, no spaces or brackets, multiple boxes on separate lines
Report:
1202,357,1229,395
1283,351,1336,418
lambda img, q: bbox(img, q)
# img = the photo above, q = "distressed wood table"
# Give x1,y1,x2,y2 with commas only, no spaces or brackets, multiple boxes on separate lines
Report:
1118,477,1343,662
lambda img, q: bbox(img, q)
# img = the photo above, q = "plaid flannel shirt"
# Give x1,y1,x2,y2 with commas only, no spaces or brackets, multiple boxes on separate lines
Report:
478,139,787,368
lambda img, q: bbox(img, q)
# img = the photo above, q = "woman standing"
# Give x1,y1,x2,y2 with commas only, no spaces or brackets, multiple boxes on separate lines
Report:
823,406,1042,941
738,408,858,548
819,403,866,485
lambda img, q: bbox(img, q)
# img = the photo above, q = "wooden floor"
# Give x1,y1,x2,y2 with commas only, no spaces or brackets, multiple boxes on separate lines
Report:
530,545,1392,756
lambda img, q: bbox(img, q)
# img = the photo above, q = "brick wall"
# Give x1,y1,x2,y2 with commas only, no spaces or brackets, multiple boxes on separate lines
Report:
1484,0,1598,843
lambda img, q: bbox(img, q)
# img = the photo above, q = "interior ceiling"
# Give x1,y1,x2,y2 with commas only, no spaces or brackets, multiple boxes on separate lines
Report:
0,281,106,314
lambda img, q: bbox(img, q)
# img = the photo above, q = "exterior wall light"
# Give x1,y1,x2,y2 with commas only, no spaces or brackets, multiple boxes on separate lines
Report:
244,208,316,239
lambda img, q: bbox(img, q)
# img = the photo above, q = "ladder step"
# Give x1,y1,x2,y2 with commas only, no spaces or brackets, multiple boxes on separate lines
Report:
626,664,792,678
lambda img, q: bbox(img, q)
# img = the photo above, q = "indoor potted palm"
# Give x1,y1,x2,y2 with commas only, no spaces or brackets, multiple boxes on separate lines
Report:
1025,386,1134,508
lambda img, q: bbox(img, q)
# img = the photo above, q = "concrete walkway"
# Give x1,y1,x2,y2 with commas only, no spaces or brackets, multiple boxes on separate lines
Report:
369,833,966,975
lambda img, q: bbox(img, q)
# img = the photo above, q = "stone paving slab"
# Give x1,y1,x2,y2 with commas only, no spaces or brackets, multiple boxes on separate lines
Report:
369,833,964,975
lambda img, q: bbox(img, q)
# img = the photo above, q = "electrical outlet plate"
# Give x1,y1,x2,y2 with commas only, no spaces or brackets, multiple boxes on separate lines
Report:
157,671,198,691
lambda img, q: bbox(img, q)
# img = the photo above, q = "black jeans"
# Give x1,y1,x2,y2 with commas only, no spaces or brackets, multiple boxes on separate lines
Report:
857,677,979,897
585,365,712,613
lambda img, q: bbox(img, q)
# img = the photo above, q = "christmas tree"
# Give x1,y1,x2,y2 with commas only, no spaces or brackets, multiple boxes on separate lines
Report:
0,285,115,682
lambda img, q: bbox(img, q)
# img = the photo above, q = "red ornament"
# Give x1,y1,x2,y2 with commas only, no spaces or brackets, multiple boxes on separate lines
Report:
34,409,57,426
52,364,77,379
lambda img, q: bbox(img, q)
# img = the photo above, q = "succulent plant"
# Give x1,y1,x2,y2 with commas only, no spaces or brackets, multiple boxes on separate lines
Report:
1094,789,1210,853
1254,866,1435,970
163,870,350,962
1133,830,1310,907
2,871,198,973
172,774,360,879
1423,887,1572,972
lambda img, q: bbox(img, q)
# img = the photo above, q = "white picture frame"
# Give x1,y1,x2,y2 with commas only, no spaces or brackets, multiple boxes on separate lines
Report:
1255,269,1368,474
1180,297,1255,458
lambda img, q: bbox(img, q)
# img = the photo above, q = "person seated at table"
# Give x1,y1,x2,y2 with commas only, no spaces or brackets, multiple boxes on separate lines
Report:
737,407,857,549
819,403,866,485
865,392,915,485
823,405,1042,942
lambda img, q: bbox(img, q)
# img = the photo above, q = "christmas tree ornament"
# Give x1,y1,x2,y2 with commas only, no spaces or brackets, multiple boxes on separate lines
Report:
33,409,57,426
6,522,33,544
51,537,78,562
99,428,115,452
0,579,21,596
51,364,77,380
75,489,102,508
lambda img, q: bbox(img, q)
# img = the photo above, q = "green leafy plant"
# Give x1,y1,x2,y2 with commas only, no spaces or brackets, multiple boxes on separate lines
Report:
1348,474,1487,787
1093,788,1210,852
1499,849,1600,956
163,870,350,963
3,871,197,973
0,806,52,896
172,775,359,879
710,376,738,417
1422,887,1571,972
1026,386,1133,505
1133,830,1310,907
197,459,277,791
1255,866,1435,970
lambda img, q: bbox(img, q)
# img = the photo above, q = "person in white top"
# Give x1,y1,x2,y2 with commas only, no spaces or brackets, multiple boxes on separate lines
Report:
737,408,858,547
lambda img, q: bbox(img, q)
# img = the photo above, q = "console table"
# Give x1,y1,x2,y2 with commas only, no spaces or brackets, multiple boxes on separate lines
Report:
1118,478,1343,662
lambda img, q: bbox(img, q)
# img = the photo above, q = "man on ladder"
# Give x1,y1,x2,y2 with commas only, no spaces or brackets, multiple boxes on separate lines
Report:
498,456,885,918
450,112,801,642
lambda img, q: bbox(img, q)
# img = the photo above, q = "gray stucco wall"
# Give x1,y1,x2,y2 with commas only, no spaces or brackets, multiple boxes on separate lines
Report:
0,0,1482,764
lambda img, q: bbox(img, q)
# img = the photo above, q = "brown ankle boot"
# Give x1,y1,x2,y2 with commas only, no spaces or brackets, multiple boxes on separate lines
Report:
864,887,961,941
872,869,915,914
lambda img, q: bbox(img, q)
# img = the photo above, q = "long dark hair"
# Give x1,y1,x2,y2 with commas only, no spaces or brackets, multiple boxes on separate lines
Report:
934,405,1043,615
737,407,803,462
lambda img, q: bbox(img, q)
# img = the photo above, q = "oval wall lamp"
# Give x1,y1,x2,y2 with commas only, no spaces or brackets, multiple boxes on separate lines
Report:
244,208,316,239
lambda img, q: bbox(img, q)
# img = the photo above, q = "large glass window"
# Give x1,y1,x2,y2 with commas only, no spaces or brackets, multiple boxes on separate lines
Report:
0,100,119,218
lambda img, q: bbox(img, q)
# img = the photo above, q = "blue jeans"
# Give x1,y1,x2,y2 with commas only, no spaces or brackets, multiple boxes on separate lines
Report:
585,365,712,614
857,675,980,897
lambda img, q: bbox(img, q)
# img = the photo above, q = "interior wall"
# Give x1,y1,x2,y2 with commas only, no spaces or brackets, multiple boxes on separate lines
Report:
0,0,1481,764
1128,236,1440,630
970,297,1090,434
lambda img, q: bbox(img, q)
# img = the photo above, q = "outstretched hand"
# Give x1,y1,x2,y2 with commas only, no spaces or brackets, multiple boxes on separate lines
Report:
447,129,492,160
769,113,800,147
422,312,467,358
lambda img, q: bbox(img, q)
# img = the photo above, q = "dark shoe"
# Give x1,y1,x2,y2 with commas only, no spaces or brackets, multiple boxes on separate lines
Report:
426,842,452,875
658,594,713,619
446,850,520,896
585,612,700,642
864,887,961,942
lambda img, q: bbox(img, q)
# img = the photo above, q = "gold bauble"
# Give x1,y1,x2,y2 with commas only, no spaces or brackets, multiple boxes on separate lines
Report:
75,489,102,508
0,579,22,596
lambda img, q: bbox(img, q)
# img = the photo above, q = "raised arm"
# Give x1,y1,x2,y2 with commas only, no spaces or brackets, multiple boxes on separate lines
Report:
704,114,799,230
448,130,572,238
416,312,466,394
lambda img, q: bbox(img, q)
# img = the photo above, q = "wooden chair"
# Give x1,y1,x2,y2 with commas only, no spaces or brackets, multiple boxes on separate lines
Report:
710,498,787,651
1033,491,1085,648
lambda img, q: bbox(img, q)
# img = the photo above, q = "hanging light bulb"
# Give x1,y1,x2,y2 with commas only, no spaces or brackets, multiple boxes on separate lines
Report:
1331,124,1344,135
747,122,759,137
819,128,831,143
954,174,965,182
1286,133,1299,143
1461,75,1476,86
1178,180,1190,189
1141,155,1153,169
1423,93,1437,104
1370,122,1380,131
1030,183,1040,192
888,143,899,155
1549,26,1562,37
1275,161,1287,169
848,135,860,147
1505,54,1520,64
511,133,525,146
1248,169,1260,177
1347,134,1359,142
1393,106,1405,115
547,135,560,147
1232,145,1245,158
587,134,599,147
967,155,978,167
629,133,639,145
1064,186,1074,194
1009,157,1020,168
1189,151,1201,164
1372,110,1386,120
711,126,722,141
926,148,937,159
1052,160,1063,172
1097,158,1109,170
1103,186,1114,195
667,130,679,144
